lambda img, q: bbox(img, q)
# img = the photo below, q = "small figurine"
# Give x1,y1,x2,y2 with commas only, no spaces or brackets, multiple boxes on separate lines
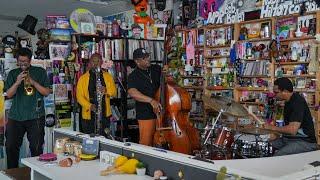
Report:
35,28,50,59
120,22,130,37
239,27,248,40
269,40,279,59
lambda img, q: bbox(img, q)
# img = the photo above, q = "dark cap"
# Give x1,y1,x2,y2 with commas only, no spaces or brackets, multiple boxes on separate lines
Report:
133,48,150,60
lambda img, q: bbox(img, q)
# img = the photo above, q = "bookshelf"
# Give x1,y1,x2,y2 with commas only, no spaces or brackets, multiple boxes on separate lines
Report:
173,12,320,143
181,28,206,126
204,23,234,97
73,33,164,141
233,17,274,115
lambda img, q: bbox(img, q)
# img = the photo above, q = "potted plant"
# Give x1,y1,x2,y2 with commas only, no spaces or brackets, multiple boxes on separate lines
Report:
136,162,146,176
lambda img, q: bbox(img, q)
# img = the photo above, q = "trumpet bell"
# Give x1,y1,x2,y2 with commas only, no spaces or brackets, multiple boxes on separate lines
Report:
25,86,35,96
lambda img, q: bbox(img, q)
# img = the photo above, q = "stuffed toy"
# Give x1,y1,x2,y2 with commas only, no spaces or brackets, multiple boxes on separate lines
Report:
269,40,279,59
239,27,248,40
120,22,130,37
131,0,154,25
35,28,50,59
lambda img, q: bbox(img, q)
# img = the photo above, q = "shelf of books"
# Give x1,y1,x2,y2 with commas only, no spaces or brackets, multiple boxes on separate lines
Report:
233,17,274,123
173,12,320,141
179,28,206,127
204,24,234,98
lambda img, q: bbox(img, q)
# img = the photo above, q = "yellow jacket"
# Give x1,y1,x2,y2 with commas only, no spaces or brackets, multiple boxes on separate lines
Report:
76,71,117,120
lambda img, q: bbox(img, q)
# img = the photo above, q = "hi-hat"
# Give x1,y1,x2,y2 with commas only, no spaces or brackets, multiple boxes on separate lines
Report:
202,95,248,117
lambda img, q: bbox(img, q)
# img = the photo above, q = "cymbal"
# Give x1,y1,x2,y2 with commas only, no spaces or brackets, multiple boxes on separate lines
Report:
238,127,279,135
202,95,248,117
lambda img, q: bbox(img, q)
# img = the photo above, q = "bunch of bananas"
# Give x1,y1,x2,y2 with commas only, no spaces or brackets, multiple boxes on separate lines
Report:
100,155,140,176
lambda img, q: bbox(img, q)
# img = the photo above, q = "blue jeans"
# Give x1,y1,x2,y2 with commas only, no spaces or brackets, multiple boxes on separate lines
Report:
271,137,319,156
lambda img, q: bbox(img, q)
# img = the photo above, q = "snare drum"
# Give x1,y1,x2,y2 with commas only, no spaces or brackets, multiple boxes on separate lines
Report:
214,127,234,149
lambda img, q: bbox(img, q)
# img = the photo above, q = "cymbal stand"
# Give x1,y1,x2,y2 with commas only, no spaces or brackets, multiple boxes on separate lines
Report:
203,109,224,145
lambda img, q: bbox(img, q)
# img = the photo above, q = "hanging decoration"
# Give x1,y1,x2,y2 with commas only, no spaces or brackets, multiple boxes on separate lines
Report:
35,28,50,59
131,0,154,25
199,0,225,19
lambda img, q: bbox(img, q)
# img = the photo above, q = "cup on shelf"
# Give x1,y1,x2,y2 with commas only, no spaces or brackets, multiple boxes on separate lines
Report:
295,27,303,37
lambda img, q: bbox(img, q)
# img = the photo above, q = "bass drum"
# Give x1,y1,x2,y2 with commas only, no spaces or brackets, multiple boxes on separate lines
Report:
232,134,273,159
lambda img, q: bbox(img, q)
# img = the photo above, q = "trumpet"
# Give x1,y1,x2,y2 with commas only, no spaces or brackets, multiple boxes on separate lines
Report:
24,71,34,96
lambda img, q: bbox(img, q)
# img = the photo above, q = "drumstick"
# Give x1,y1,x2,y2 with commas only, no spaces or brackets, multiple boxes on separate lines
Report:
242,105,265,125
249,112,265,125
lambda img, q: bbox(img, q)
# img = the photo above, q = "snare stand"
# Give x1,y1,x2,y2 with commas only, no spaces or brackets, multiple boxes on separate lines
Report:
203,108,225,145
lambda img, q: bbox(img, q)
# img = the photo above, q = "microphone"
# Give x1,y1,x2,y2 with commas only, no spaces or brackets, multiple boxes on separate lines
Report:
104,128,115,140
96,67,101,73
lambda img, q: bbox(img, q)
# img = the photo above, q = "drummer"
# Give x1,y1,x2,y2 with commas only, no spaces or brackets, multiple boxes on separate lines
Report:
259,77,319,156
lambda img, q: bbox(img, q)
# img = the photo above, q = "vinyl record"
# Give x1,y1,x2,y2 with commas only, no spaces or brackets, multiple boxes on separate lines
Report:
70,8,96,33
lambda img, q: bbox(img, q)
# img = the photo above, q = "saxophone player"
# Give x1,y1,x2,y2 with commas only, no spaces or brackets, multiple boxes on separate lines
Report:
4,48,51,169
77,53,117,137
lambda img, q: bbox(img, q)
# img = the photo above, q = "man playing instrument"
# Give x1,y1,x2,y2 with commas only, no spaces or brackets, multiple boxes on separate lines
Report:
128,48,162,146
77,53,117,137
251,77,318,156
4,48,51,169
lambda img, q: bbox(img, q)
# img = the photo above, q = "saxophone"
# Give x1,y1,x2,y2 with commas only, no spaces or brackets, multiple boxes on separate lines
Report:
95,67,103,135
24,71,35,96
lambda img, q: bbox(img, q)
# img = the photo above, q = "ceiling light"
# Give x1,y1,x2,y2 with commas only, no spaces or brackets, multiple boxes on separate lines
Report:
79,0,109,5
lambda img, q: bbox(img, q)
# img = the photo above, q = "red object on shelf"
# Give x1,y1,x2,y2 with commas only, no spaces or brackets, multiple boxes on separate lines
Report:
38,153,57,162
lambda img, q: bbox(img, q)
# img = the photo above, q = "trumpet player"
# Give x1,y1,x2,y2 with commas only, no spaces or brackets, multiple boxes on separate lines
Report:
4,48,51,169
77,53,117,137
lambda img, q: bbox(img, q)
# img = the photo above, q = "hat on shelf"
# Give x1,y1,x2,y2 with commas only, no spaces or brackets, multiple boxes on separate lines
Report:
18,15,38,35
133,48,150,60
2,35,17,46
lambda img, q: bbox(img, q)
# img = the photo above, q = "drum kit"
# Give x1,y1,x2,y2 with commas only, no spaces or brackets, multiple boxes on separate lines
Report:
197,95,277,160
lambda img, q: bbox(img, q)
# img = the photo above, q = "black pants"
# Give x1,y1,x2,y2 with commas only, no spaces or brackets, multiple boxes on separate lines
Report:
81,116,110,138
5,117,45,169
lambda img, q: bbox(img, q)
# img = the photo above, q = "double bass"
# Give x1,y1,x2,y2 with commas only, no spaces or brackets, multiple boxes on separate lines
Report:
153,19,200,155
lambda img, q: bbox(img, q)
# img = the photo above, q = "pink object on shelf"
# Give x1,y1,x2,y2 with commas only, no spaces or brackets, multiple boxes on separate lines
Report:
39,153,57,162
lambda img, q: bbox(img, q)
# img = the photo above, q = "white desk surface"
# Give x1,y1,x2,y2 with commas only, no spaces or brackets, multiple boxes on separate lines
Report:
21,155,153,180
54,128,320,180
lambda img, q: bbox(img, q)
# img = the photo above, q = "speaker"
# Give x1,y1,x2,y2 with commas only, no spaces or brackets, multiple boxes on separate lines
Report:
18,15,38,35
155,0,166,11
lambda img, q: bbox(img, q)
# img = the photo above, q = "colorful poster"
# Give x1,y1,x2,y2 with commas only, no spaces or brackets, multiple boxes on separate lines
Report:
55,101,72,128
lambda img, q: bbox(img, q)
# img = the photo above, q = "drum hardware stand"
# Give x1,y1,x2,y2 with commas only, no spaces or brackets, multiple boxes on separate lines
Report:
203,109,225,145
203,98,233,146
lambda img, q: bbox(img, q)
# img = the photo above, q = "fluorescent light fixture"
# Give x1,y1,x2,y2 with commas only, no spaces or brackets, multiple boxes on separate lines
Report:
79,0,109,5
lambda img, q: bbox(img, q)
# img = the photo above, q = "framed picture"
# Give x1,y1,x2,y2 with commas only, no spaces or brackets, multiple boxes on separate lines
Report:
80,22,95,34
96,23,106,35
131,23,144,39
296,78,306,89
154,24,167,40
49,44,70,60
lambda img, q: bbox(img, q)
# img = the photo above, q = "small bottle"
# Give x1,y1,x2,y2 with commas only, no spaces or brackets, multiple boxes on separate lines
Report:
264,25,270,38
112,19,120,37
107,21,112,37
92,38,96,54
